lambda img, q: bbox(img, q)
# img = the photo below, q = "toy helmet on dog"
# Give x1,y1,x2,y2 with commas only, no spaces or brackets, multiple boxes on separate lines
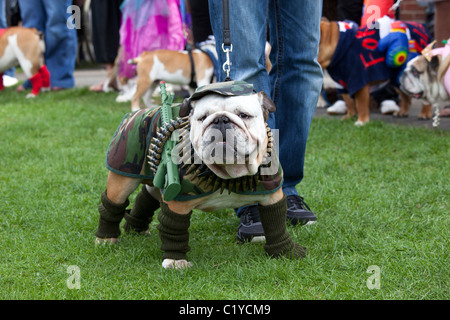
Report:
179,80,255,117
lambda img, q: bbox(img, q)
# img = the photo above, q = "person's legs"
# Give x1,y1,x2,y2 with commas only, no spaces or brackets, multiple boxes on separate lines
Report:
0,0,6,27
208,0,271,100
42,0,77,88
208,0,322,241
209,0,271,241
265,0,322,225
268,0,323,197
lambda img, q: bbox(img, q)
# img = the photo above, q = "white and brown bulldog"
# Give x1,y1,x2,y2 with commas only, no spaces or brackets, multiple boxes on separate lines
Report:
400,46,450,105
318,18,432,125
95,81,306,269
128,41,217,111
0,26,50,97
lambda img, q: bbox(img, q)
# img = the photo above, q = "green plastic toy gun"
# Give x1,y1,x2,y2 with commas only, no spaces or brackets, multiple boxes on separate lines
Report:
153,81,181,201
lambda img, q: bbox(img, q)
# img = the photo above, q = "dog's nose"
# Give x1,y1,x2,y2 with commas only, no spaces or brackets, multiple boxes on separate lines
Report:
213,115,230,124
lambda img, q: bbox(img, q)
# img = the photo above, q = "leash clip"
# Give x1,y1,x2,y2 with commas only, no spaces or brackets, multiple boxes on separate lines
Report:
222,43,233,79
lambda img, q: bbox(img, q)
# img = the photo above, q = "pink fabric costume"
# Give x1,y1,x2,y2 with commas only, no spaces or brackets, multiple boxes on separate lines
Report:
118,0,185,79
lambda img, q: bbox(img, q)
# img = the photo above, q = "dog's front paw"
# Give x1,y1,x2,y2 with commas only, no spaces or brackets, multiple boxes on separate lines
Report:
417,114,431,120
95,237,120,245
393,110,408,118
354,120,368,126
162,259,193,269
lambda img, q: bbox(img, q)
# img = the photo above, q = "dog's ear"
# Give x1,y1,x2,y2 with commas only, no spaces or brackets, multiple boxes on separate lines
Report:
179,98,193,117
257,91,276,121
430,55,440,74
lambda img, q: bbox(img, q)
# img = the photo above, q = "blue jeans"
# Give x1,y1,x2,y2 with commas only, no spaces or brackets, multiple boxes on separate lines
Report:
208,0,323,214
18,0,77,88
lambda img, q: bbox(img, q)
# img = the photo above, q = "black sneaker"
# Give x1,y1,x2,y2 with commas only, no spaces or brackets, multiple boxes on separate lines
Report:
236,205,266,243
286,195,317,226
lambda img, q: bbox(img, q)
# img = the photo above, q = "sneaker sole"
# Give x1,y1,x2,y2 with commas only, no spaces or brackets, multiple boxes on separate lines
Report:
236,233,266,243
250,236,266,243
287,217,317,226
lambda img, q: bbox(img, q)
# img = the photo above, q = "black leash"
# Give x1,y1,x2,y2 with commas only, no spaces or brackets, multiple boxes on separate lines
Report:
221,0,233,81
186,43,197,89
222,0,231,47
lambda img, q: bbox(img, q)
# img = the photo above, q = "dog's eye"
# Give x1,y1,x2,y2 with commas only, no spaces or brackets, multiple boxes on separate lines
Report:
239,113,250,119
198,115,207,122
411,67,421,77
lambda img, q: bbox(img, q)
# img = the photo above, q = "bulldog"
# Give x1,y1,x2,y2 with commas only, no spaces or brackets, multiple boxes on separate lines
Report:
128,40,217,111
400,48,450,105
95,81,306,269
0,26,50,97
318,18,431,125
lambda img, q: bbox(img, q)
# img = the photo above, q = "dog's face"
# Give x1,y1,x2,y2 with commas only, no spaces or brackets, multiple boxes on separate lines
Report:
399,55,447,103
187,92,275,179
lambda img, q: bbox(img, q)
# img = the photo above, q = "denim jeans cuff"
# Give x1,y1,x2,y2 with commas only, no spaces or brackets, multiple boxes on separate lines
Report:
282,187,299,197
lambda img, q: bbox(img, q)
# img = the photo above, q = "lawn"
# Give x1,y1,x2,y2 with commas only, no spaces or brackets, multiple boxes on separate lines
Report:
0,87,448,300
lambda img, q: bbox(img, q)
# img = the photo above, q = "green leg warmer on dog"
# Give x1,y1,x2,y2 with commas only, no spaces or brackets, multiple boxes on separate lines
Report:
124,186,160,234
258,195,307,259
157,201,192,261
95,190,129,239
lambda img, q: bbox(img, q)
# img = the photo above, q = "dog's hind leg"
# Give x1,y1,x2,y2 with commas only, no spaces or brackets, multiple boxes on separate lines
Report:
28,71,43,98
95,171,141,243
124,185,160,234
353,85,371,125
141,81,159,108
131,77,153,111
38,65,51,91
341,93,356,120
131,54,156,111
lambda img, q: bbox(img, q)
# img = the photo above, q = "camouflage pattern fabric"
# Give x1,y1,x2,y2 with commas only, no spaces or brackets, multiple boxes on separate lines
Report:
188,80,255,101
106,107,164,179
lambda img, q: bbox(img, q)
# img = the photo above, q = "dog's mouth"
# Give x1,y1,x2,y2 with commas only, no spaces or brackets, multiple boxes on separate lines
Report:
199,118,264,179
202,133,253,165
400,73,424,99
200,115,254,166
401,85,424,99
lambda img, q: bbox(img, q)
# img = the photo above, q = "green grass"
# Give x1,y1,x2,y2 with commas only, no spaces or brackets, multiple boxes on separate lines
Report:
0,87,448,300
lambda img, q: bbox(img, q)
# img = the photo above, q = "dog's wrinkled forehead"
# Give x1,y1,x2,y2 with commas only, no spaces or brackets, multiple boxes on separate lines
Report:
179,81,255,116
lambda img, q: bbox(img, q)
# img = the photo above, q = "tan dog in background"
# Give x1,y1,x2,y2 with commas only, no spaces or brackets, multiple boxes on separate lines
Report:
128,45,216,111
0,27,50,97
